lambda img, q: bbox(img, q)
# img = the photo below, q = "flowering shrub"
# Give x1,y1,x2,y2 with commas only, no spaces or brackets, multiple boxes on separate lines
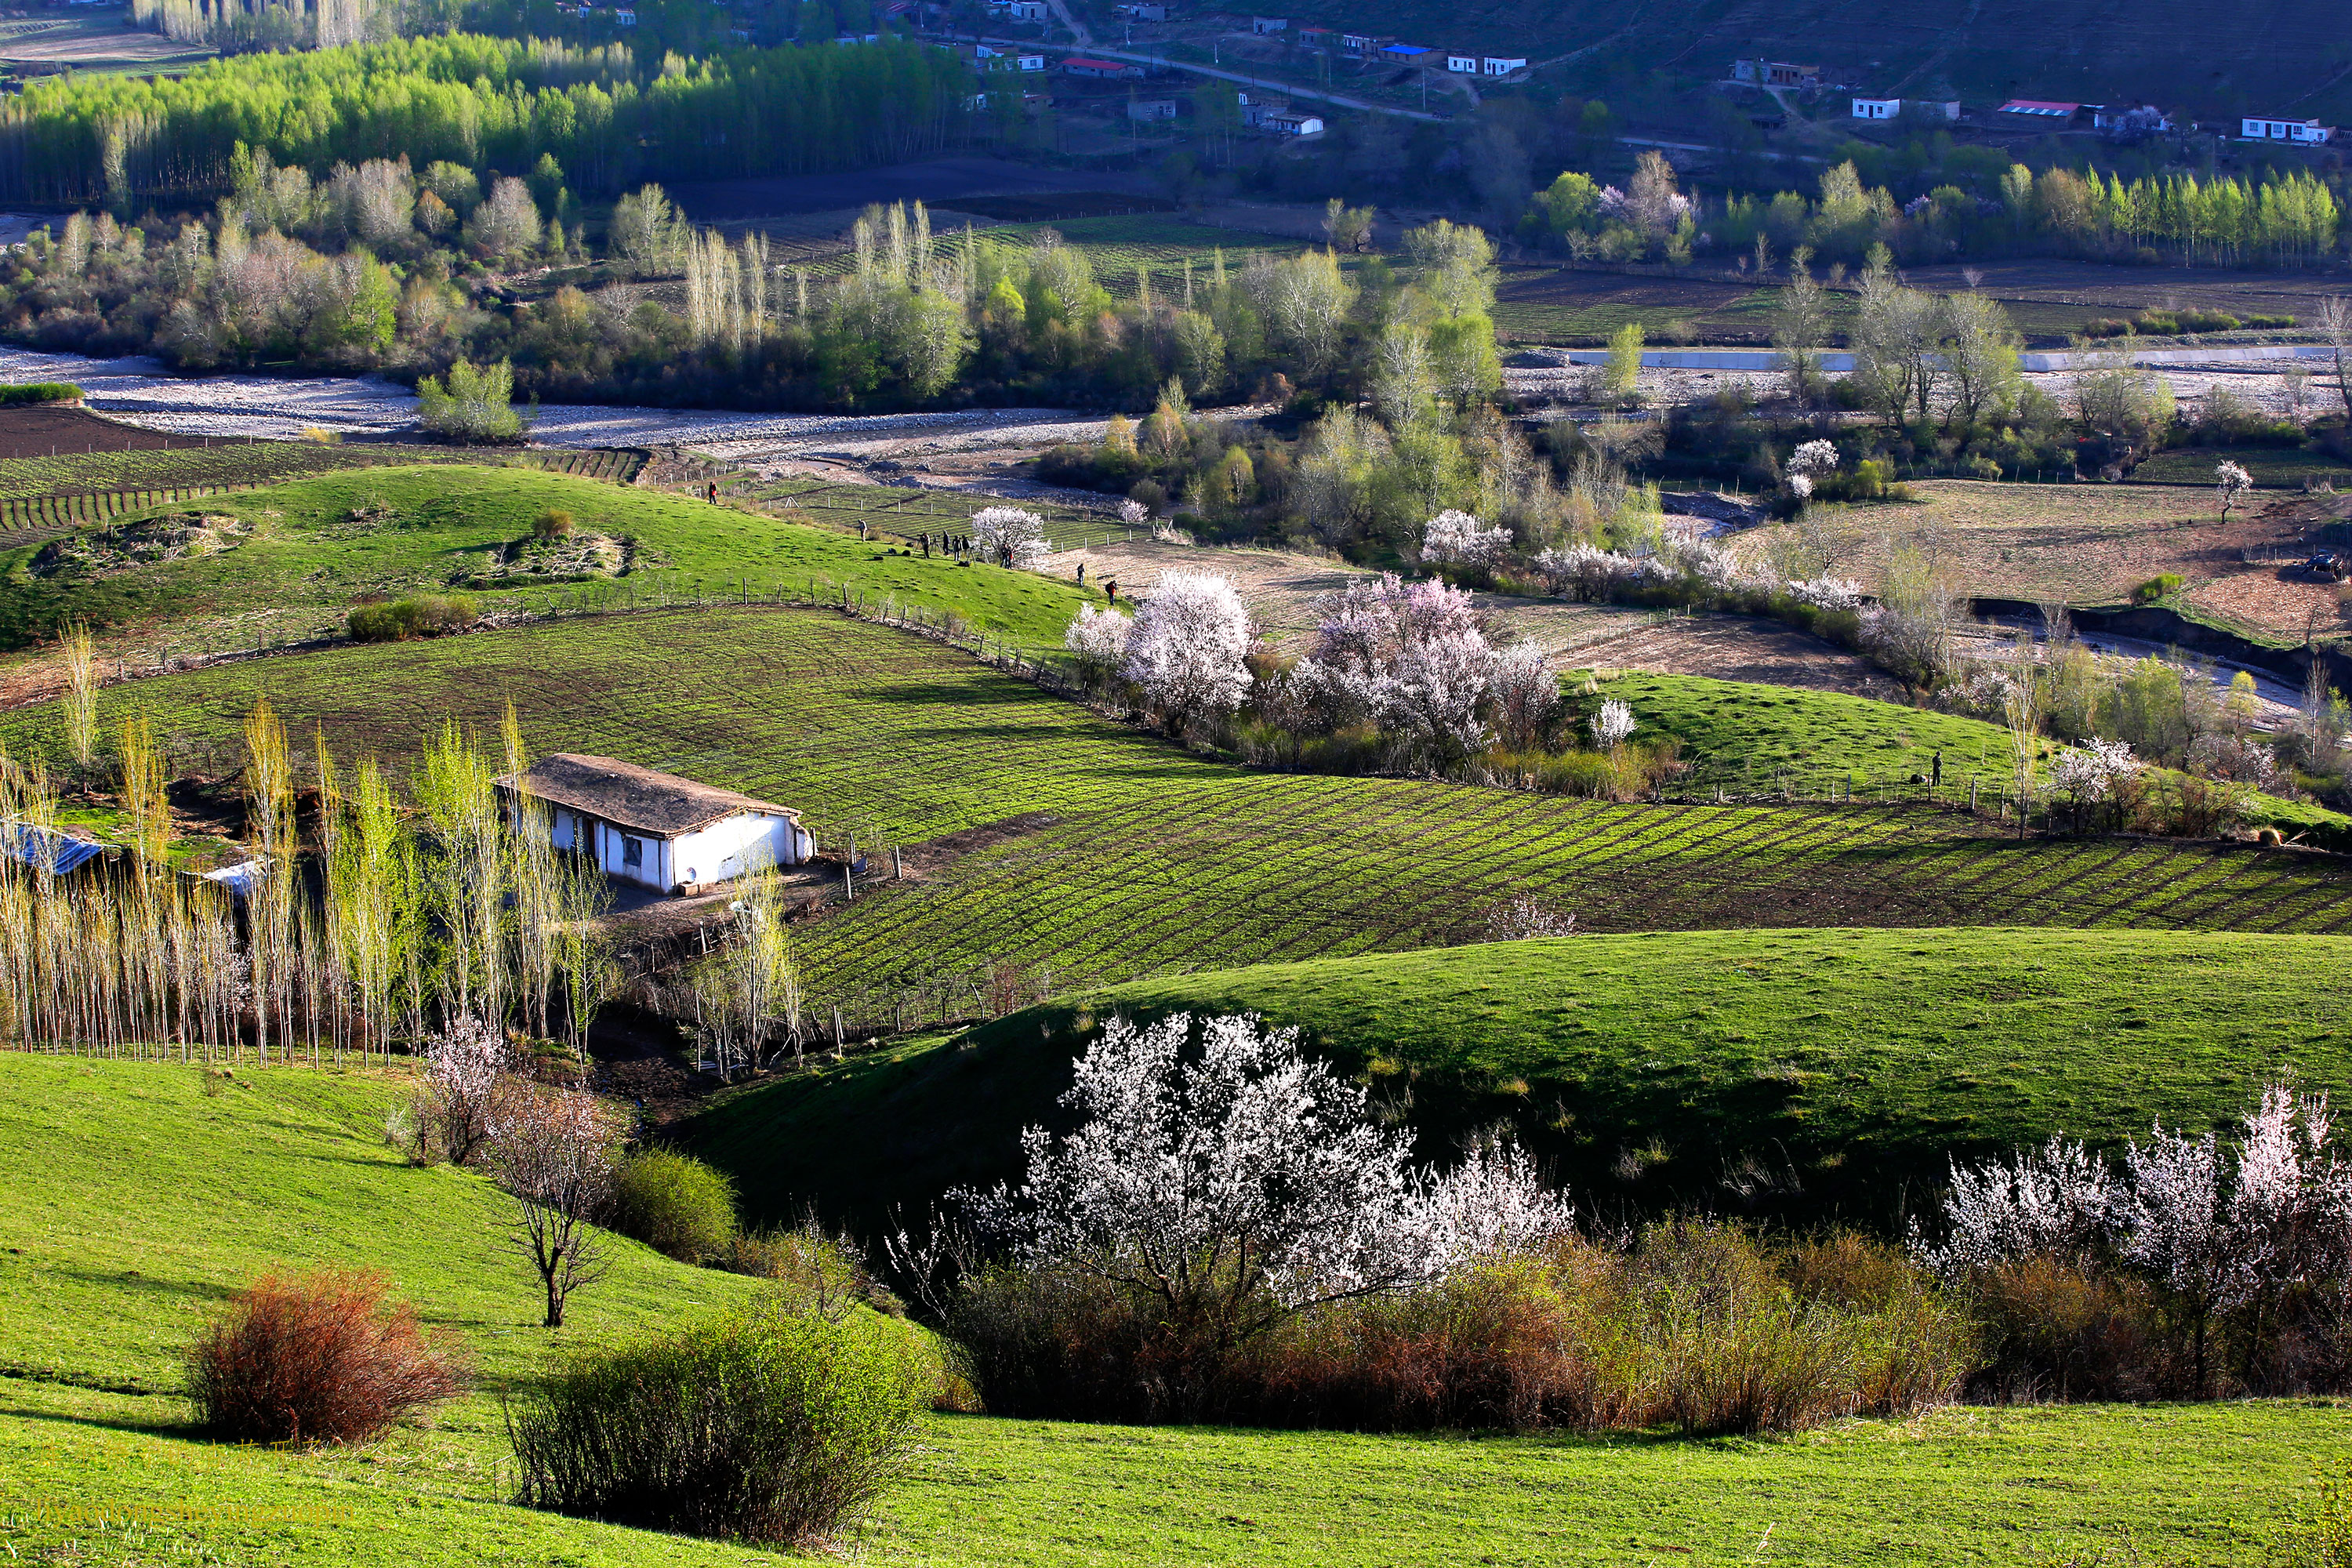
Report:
1294,574,1498,767
1419,509,1513,570
1784,575,1866,612
1923,1084,2352,1394
1533,543,1641,602
971,506,1051,571
1590,698,1635,750
1117,497,1149,527
2048,737,2140,824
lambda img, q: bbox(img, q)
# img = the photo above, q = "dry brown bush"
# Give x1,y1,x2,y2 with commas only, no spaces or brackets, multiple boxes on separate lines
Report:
184,1269,470,1445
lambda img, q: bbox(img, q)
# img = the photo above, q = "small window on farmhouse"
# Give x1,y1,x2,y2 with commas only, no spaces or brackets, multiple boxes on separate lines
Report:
622,836,644,869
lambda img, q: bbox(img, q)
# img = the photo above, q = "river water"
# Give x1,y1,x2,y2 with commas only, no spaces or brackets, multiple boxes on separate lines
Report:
0,344,1107,460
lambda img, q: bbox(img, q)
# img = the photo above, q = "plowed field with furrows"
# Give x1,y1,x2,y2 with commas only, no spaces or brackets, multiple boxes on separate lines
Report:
5,607,2345,1022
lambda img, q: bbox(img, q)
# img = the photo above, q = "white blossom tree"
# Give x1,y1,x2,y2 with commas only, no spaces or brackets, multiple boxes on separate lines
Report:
1419,509,1512,570
1120,570,1253,733
1486,646,1561,750
1787,440,1841,480
1063,603,1131,685
2215,459,2253,523
2048,737,2139,829
972,506,1051,570
956,1013,1570,1356
1925,1084,2352,1392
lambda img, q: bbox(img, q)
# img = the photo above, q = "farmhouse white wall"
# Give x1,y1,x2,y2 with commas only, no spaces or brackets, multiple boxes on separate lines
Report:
673,813,807,888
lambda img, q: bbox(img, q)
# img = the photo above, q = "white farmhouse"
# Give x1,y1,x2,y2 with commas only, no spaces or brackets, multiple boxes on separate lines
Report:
2241,116,2335,144
1851,96,1900,120
499,753,813,895
1481,56,1526,77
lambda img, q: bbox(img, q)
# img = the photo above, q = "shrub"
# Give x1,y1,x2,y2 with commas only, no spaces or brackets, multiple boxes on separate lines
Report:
533,508,575,540
0,381,82,405
607,1148,737,1263
348,593,481,642
728,1222,891,1320
507,1296,929,1547
2131,572,2183,604
185,1269,470,1445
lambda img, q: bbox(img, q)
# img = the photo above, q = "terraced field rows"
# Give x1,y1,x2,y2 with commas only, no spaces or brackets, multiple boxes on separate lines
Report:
733,477,1122,550
7,606,2343,1025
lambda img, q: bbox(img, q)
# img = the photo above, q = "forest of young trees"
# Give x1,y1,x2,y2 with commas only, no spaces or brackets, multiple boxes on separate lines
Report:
0,34,971,206
1525,151,2346,271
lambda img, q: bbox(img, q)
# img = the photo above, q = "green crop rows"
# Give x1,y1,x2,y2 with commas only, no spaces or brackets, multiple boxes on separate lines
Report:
731,477,1127,550
8,608,2347,1025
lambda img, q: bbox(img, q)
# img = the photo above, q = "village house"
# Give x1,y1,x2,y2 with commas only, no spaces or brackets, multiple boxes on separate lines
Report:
1851,96,1899,120
1446,53,1476,74
1112,1,1167,17
1999,99,2082,122
1064,55,1143,78
1481,56,1526,77
499,754,812,897
2241,115,2335,144
1127,96,1179,121
1732,59,1820,89
1251,14,1286,32
1263,109,1323,136
1339,32,1377,53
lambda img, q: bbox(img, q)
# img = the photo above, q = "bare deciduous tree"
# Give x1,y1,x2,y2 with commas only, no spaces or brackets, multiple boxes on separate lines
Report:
490,1085,624,1328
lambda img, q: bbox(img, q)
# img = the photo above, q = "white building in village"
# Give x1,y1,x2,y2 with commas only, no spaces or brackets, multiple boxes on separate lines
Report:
498,753,813,896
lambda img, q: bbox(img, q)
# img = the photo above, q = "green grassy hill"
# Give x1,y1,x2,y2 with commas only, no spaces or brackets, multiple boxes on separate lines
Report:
0,463,1094,654
684,927,2352,1232
1585,670,2345,833
3,1057,2348,1566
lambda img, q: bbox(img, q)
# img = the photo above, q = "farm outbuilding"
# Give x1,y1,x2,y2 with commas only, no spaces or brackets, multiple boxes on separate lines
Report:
499,754,812,896
1851,96,1900,119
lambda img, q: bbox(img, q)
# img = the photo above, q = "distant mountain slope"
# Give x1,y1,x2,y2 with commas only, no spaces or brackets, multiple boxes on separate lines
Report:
1277,0,2352,120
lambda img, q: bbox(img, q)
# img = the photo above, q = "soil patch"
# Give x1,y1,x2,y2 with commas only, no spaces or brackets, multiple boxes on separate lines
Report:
0,405,216,460
1566,613,1901,699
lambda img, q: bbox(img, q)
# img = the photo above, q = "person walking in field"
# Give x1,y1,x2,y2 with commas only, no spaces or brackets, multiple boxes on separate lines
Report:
1932,751,1943,789
1104,579,1119,604
706,481,718,504
1076,561,1087,588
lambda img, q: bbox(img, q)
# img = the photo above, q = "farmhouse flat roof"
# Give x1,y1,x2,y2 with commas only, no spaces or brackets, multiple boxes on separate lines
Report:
499,754,800,838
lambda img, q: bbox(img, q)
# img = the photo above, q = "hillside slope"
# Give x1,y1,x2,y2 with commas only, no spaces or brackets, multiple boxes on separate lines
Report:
1277,0,2352,120
684,927,2352,1230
